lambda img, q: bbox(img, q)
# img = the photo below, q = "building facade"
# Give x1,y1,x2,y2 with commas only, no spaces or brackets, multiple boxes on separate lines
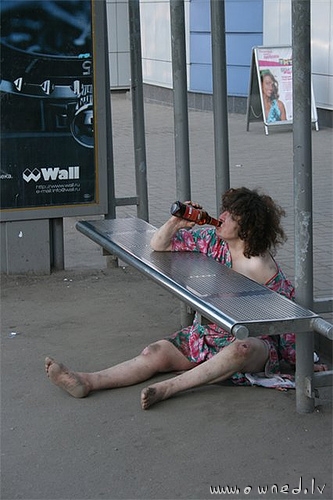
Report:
106,0,332,123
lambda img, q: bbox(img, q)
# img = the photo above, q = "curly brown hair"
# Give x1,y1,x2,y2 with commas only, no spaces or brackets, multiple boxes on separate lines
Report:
221,187,287,258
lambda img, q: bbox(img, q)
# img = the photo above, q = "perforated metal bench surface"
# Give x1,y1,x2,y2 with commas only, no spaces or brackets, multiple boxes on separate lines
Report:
76,217,320,339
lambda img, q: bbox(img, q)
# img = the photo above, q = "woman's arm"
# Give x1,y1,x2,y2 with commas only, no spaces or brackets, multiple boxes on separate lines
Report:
150,217,194,251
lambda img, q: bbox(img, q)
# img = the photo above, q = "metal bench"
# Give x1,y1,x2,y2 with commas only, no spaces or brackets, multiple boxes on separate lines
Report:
76,217,332,412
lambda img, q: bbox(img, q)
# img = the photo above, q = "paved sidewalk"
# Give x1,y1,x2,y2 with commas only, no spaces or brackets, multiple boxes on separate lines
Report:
1,93,332,500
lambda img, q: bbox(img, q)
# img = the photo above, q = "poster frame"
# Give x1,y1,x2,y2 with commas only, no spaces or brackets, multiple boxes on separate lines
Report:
246,45,319,135
0,0,109,222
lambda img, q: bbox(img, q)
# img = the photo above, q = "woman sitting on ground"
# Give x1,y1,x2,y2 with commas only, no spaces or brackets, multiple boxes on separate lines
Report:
45,187,326,409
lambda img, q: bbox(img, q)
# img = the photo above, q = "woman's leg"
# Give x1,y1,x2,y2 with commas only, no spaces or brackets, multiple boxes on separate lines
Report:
45,340,195,398
141,338,269,409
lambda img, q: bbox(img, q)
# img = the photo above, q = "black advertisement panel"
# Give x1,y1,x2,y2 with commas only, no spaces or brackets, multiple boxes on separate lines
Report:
0,0,99,211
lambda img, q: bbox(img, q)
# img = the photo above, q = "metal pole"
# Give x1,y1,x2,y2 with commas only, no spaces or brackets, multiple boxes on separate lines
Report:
292,0,315,413
170,0,191,201
128,0,149,221
100,0,116,220
210,0,230,214
170,0,192,327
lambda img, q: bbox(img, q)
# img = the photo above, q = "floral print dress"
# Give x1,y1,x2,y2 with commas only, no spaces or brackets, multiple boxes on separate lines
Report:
166,227,296,385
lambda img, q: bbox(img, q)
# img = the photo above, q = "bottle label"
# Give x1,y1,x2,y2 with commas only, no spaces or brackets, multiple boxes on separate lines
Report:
184,205,201,222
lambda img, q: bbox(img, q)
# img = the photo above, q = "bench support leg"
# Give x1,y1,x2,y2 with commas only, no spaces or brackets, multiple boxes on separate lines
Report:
180,302,195,328
102,249,119,268
296,331,315,413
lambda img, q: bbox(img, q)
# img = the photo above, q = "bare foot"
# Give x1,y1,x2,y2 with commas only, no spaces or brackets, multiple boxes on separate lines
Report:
141,384,169,410
45,357,90,398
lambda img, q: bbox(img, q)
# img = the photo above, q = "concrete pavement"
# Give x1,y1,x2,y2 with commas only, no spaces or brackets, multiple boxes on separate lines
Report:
1,92,332,500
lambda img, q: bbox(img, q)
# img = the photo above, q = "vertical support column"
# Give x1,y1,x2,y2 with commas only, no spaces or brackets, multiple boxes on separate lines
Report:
50,218,65,271
102,0,116,221
99,0,118,267
210,0,230,213
170,0,191,201
170,0,192,327
128,0,149,222
292,0,315,413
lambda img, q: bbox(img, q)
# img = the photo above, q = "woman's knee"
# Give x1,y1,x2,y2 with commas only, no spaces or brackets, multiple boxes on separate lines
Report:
141,340,165,357
231,338,268,371
229,339,266,361
140,340,172,369
231,339,254,357
140,340,192,372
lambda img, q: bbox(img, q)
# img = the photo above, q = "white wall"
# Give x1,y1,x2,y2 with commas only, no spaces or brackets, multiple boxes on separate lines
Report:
140,0,172,88
106,0,131,88
263,0,333,110
139,0,190,89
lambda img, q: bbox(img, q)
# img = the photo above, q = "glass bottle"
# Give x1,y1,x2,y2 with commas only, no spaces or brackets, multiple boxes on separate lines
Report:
170,201,221,227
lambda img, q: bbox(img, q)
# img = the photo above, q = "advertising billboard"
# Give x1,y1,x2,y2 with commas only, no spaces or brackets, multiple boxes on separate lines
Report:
246,46,318,134
0,0,108,220
256,46,293,123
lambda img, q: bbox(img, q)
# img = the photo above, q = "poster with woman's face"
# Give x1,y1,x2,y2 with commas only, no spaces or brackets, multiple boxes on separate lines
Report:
256,47,293,123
